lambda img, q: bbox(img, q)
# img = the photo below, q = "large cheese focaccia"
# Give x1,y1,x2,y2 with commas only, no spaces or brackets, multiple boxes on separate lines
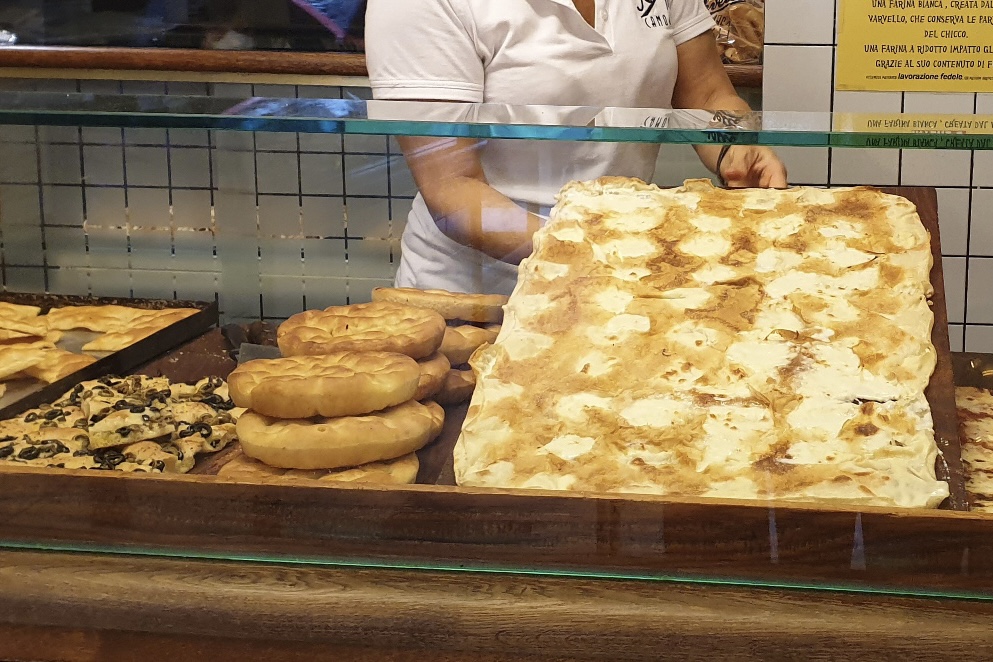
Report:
454,178,948,508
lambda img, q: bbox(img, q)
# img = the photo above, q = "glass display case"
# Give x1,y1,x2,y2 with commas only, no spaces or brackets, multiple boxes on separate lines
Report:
1,90,993,658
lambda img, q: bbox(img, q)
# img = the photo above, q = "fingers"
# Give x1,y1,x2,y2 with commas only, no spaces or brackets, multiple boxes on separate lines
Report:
719,147,789,189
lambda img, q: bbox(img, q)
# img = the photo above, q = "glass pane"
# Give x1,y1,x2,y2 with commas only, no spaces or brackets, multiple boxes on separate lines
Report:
0,92,992,151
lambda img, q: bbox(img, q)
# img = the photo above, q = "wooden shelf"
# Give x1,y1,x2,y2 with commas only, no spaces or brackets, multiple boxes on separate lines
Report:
0,46,763,88
0,46,366,77
3,548,993,661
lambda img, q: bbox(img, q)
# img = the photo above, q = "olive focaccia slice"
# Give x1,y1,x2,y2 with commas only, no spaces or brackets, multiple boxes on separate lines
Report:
71,376,174,450
0,374,244,474
172,400,238,454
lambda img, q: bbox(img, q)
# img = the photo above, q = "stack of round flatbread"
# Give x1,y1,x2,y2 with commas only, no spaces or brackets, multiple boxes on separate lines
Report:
226,301,452,484
371,288,507,406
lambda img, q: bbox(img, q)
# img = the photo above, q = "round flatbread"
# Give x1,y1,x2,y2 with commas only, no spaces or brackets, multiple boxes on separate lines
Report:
228,352,420,419
439,324,500,366
277,302,445,360
237,400,445,470
435,367,476,406
371,287,507,324
414,352,450,402
218,449,420,485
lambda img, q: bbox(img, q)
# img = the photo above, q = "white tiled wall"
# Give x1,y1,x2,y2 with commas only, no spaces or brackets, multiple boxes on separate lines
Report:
763,0,992,353
0,77,735,323
0,80,403,325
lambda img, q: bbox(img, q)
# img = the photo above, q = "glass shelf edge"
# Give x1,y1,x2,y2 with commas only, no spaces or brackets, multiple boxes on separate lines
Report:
0,93,992,149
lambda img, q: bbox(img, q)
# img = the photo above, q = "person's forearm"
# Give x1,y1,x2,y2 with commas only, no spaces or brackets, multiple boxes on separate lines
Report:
693,92,754,175
422,177,543,265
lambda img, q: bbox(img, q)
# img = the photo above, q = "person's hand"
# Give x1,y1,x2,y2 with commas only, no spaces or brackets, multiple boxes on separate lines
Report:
719,145,788,189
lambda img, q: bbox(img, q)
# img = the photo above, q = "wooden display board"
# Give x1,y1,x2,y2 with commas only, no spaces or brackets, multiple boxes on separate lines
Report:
0,187,983,600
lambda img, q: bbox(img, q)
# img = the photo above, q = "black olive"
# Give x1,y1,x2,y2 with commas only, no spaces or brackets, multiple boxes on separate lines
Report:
178,427,196,439
113,400,131,411
73,450,89,457
0,435,16,442
89,413,107,424
192,423,212,439
23,412,38,423
53,463,65,469
72,433,88,443
39,421,57,429
17,446,40,460
94,449,125,467
73,419,88,429
141,414,151,422
150,460,165,471
0,444,13,459
98,376,115,385
129,405,146,414
115,427,133,437
52,441,69,455
44,409,63,421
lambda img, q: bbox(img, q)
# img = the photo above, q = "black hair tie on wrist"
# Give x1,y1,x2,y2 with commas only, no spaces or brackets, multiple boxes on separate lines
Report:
716,143,733,188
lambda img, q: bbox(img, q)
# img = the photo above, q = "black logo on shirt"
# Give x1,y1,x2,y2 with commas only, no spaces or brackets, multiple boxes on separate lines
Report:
637,0,671,28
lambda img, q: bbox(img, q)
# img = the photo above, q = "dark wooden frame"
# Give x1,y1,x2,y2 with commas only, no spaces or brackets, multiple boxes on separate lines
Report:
0,46,763,87
4,548,993,662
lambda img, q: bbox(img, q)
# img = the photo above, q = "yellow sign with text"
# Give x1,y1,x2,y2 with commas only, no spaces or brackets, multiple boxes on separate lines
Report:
833,112,993,149
837,0,993,92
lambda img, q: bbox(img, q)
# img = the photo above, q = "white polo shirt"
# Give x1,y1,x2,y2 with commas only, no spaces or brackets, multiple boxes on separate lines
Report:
366,0,715,295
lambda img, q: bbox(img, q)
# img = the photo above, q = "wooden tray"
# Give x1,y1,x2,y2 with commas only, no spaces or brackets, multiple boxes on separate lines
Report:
884,187,967,510
0,293,219,419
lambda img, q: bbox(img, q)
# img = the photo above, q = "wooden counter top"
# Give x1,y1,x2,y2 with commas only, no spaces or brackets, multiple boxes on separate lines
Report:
2,548,993,661
0,46,762,87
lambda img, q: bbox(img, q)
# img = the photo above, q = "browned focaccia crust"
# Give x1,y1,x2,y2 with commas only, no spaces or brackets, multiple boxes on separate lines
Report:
371,287,508,324
435,367,476,407
438,324,500,367
277,301,446,360
217,449,420,485
414,352,451,402
228,352,421,419
237,400,444,470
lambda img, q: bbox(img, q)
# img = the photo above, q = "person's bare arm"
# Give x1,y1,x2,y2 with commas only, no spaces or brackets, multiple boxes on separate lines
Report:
397,136,542,264
672,32,788,188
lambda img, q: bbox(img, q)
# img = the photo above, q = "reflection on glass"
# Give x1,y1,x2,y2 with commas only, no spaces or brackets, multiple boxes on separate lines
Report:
0,0,366,51
0,93,992,152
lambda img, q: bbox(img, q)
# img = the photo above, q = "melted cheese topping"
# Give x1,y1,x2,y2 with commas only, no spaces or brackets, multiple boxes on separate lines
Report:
455,178,946,509
956,387,993,511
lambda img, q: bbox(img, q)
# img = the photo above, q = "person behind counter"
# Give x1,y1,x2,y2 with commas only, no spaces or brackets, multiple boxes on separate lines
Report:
366,0,787,297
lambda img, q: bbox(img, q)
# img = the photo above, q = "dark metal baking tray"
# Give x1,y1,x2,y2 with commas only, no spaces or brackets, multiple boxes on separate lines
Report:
952,352,993,391
0,293,218,419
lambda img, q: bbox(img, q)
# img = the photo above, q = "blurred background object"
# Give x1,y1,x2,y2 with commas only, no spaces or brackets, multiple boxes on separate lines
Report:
0,0,366,51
